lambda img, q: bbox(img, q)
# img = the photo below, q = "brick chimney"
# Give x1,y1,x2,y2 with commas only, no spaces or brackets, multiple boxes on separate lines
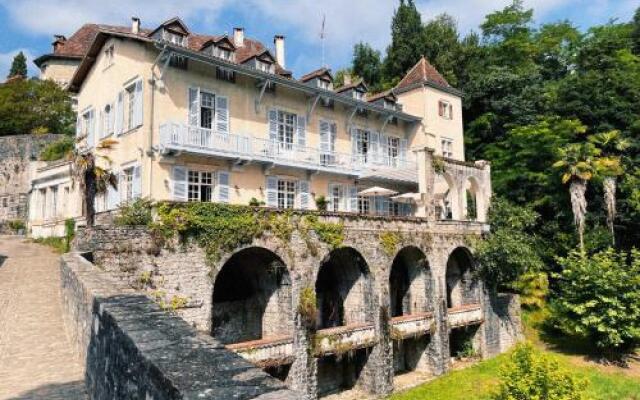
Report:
233,27,244,47
274,35,285,69
131,17,140,34
52,35,66,52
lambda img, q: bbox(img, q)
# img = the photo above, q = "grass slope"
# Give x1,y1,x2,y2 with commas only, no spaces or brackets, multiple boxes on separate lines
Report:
390,309,640,400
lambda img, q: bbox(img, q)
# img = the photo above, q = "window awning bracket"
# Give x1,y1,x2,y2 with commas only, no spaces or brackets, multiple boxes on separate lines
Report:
254,79,272,114
307,94,321,120
346,107,358,129
380,114,394,135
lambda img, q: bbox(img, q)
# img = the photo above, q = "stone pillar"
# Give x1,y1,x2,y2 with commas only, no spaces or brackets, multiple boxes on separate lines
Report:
359,286,393,396
288,289,318,399
414,146,436,220
474,160,492,223
434,274,451,374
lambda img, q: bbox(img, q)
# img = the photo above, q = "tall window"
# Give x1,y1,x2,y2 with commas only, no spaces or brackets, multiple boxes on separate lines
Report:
358,196,370,215
277,179,296,209
387,136,400,166
81,109,94,137
39,189,46,219
355,128,370,162
125,82,136,130
121,167,135,203
51,186,58,217
188,170,213,202
102,104,113,138
277,110,296,150
441,138,453,158
438,100,453,119
104,44,114,68
200,91,215,129
330,185,342,212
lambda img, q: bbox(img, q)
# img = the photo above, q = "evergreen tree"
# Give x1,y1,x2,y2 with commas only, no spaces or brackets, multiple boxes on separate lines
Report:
421,14,461,86
352,43,382,90
632,7,640,55
8,51,27,79
383,0,424,82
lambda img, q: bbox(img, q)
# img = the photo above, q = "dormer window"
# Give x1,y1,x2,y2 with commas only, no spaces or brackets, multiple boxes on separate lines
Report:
257,60,272,73
354,91,364,101
163,30,186,46
318,79,330,90
384,99,396,110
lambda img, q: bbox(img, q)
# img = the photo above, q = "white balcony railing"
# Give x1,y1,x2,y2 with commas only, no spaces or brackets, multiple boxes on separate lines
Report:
390,313,434,340
226,336,294,367
159,122,415,175
314,324,377,356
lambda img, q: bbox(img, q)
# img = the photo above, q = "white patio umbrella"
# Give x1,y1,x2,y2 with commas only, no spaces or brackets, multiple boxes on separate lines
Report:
358,186,398,197
390,192,421,204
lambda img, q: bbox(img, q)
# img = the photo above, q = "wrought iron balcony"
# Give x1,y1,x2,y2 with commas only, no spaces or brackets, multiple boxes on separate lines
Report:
159,122,415,176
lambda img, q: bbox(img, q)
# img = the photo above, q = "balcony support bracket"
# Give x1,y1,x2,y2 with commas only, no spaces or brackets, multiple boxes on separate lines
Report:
380,114,394,135
254,79,272,114
307,94,321,120
346,107,358,130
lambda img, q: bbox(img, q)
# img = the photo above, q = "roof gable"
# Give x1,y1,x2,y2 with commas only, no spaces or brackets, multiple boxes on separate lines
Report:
395,57,450,92
300,67,333,83
150,17,190,37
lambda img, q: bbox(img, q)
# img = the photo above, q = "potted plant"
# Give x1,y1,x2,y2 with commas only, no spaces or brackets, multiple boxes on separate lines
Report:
315,195,328,211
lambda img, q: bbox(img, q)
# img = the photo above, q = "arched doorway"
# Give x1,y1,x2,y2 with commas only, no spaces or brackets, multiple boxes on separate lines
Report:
445,247,483,361
315,247,373,329
389,246,433,374
211,247,292,344
435,172,458,220
445,247,478,309
464,177,480,221
315,247,373,395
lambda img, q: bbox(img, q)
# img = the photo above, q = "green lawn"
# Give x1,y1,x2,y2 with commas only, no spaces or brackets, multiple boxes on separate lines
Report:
390,310,640,400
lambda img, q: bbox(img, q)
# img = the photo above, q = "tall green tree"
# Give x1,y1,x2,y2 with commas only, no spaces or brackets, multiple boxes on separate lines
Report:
7,51,27,79
421,14,461,86
383,0,424,82
630,6,640,55
351,43,382,90
0,78,75,136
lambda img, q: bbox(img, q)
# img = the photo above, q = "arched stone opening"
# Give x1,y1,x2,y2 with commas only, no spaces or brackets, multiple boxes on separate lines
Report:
389,246,431,317
211,247,293,345
315,247,373,329
463,177,481,221
445,247,479,309
389,246,433,375
434,172,458,220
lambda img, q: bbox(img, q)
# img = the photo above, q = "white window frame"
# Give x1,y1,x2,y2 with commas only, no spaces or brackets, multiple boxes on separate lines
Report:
439,100,453,120
277,178,296,209
257,60,272,73
276,110,296,151
354,90,364,101
187,170,214,202
125,82,136,131
120,167,135,204
199,90,215,130
102,103,113,138
387,136,400,166
318,79,330,90
81,108,93,137
441,137,454,158
355,128,371,162
358,196,370,215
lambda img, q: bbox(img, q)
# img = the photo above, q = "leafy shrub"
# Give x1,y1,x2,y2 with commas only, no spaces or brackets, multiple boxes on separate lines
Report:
115,198,153,226
64,218,75,252
494,343,587,400
248,197,265,207
32,236,67,253
314,195,328,211
7,219,25,233
39,136,74,161
298,287,317,329
551,248,640,360
303,215,344,249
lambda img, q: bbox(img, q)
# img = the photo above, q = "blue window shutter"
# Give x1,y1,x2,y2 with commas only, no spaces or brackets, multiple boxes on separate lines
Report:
75,115,81,138
115,91,124,136
296,115,306,148
369,130,379,162
319,120,330,152
215,96,229,134
188,87,200,127
349,186,358,212
217,170,230,203
107,172,119,210
299,180,310,209
87,109,95,148
266,176,278,207
268,109,278,142
172,166,188,201
132,165,142,198
133,80,143,128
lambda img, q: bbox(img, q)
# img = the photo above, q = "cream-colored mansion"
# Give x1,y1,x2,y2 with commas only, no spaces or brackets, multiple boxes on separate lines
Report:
29,17,490,236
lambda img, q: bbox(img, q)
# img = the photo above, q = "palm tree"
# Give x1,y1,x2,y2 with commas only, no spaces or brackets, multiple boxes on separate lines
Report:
588,131,630,242
553,142,601,252
69,138,118,227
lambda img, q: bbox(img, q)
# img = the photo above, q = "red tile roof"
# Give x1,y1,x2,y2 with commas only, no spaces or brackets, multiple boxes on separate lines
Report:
335,79,367,94
40,20,291,76
366,90,396,103
394,56,450,91
300,67,332,82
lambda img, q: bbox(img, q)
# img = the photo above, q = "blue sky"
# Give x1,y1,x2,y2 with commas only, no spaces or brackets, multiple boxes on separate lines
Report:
0,0,636,79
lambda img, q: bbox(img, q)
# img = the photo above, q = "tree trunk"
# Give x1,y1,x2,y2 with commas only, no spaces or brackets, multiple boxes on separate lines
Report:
84,160,97,227
603,176,616,244
569,179,587,252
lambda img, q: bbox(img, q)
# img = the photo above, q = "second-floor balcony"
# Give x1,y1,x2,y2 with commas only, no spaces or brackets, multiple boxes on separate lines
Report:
159,122,415,176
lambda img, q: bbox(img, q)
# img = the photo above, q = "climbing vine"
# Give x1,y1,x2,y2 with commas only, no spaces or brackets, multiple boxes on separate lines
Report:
380,231,402,256
298,286,317,330
303,215,344,249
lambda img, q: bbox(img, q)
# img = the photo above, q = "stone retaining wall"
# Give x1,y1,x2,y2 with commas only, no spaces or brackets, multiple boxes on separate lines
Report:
60,252,299,399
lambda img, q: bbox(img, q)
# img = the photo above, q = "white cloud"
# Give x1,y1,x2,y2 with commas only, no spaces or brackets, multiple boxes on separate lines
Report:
2,0,231,36
0,48,36,79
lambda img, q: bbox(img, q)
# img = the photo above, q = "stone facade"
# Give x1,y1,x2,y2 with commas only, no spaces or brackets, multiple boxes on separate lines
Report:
0,134,63,231
60,251,299,399
74,210,521,399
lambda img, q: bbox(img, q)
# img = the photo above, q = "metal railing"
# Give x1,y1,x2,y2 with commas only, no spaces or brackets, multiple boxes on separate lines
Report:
159,122,415,174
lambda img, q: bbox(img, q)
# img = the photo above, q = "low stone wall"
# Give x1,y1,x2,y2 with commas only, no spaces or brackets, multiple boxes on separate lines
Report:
60,252,299,400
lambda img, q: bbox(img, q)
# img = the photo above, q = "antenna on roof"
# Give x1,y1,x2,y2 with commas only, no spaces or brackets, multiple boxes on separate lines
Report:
320,13,326,68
